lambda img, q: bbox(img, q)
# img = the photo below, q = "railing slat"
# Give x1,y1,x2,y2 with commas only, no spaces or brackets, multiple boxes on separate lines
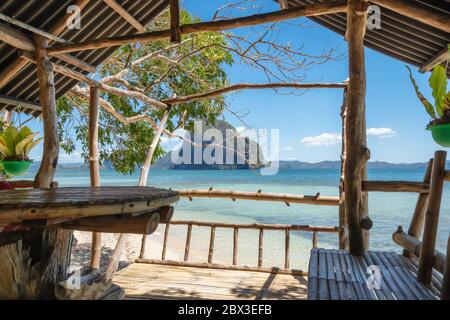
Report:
312,231,318,248
258,228,264,267
285,229,290,269
184,224,192,261
233,227,238,265
208,226,216,264
161,221,170,260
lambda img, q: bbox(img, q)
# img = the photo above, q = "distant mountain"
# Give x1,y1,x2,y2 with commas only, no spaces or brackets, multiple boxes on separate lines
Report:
154,120,265,170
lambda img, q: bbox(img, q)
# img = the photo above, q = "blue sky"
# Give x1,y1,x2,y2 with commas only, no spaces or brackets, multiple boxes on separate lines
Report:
27,0,442,163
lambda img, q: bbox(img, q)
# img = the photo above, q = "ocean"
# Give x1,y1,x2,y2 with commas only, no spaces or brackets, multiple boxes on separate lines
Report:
15,167,450,270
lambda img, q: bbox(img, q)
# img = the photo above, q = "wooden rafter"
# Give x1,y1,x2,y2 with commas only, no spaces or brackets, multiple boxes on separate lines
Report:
170,0,181,43
370,0,450,34
0,12,69,44
279,0,289,10
420,48,450,73
0,0,91,90
48,0,348,54
103,0,146,32
0,23,95,73
0,94,41,111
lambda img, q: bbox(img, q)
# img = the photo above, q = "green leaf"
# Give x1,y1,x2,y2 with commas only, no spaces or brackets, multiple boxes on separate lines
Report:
0,143,12,157
23,137,43,156
15,133,37,156
19,126,32,139
429,65,447,117
4,126,19,152
406,66,437,119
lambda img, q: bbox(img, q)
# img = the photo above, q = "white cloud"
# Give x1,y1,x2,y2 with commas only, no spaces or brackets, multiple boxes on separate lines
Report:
367,127,396,138
301,133,341,147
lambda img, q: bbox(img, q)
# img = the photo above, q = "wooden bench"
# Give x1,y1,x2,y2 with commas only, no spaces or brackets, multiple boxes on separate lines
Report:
307,248,442,300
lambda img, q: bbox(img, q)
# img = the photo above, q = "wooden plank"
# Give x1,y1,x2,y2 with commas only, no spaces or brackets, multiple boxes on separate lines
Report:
418,151,447,284
184,224,192,261
420,47,450,73
307,248,319,299
208,226,216,264
337,250,357,300
233,227,238,265
284,229,289,269
332,249,348,299
325,250,339,299
0,94,41,111
0,59,29,89
318,249,329,300
258,228,264,267
362,252,395,300
53,53,96,73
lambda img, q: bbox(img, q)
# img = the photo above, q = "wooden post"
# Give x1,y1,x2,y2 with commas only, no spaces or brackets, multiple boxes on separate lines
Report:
170,0,181,43
208,226,216,264
161,221,170,260
184,224,192,261
258,228,264,267
88,86,102,270
403,159,433,257
312,231,318,249
233,227,238,265
344,0,369,256
418,151,447,284
441,235,450,300
284,229,290,269
339,88,348,249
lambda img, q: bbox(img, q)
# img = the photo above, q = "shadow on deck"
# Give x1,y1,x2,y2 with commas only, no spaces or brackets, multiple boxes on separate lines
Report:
112,262,308,300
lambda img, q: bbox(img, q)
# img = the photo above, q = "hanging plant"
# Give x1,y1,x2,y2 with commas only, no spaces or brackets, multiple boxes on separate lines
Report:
406,50,450,147
0,125,43,176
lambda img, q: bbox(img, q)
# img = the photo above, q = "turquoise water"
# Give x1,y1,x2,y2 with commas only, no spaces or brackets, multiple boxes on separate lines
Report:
15,168,450,269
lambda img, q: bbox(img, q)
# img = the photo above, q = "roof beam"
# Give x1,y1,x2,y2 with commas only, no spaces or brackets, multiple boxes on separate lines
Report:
48,0,348,54
170,0,181,43
0,12,69,44
0,23,95,73
279,0,289,10
420,47,450,73
370,0,450,33
103,0,146,32
0,94,41,111
0,0,92,90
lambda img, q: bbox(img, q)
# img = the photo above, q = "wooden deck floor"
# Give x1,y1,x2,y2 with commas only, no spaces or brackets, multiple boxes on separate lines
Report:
113,262,307,300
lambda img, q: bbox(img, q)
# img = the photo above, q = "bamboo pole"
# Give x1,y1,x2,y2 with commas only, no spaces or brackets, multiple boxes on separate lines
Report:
344,0,369,256
105,234,127,281
48,1,348,54
361,181,429,193
208,226,216,264
312,231,318,248
161,221,170,260
258,228,264,267
392,226,445,274
233,227,239,265
184,224,192,261
178,189,339,206
285,229,290,269
418,151,447,284
441,235,450,300
168,220,339,233
88,86,102,270
403,159,433,257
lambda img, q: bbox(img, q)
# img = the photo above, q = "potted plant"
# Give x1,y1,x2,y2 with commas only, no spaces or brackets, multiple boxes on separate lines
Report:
0,125,43,176
407,61,450,147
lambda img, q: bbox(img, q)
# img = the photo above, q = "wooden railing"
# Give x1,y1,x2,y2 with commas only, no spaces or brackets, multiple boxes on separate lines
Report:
137,220,338,276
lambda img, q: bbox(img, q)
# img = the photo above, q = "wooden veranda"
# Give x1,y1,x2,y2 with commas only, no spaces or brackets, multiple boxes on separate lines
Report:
0,0,449,300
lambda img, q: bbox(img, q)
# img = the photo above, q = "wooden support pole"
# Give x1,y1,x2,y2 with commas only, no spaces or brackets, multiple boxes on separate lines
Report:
362,181,430,193
139,234,147,259
208,226,216,264
49,1,348,54
285,229,290,269
418,151,447,284
170,0,181,43
105,234,127,281
279,0,289,10
339,88,348,250
88,86,101,270
233,227,239,265
420,48,450,73
345,0,369,256
258,228,264,267
312,231,318,248
403,159,433,257
103,0,146,32
161,221,170,260
184,224,192,261
441,235,450,300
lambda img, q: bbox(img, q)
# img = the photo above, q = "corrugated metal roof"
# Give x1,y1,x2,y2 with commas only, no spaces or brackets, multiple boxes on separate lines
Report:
0,0,169,115
283,0,450,76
